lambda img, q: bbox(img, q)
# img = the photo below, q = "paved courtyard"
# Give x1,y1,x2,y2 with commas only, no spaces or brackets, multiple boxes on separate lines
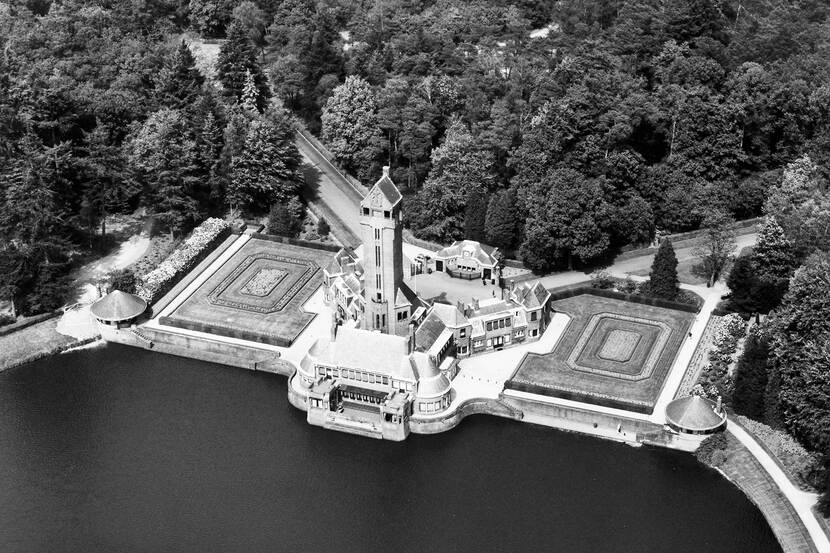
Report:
507,295,694,414
411,270,502,306
162,237,333,347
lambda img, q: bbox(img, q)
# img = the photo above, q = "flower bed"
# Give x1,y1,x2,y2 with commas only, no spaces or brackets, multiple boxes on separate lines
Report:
136,219,231,304
696,313,747,400
736,415,825,491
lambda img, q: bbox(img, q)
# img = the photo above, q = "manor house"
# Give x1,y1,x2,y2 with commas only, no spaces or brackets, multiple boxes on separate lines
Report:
298,167,551,439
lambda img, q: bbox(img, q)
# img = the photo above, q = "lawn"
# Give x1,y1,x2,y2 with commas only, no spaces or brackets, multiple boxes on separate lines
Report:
162,237,332,347
507,294,694,414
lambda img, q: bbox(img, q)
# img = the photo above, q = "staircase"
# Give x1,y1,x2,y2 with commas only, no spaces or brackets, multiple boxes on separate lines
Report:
129,327,155,348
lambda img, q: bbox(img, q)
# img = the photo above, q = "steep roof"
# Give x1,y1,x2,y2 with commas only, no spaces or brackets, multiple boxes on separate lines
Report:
414,311,448,352
435,240,499,267
395,282,423,310
430,302,469,327
90,290,147,322
512,281,550,309
665,396,726,432
362,168,402,208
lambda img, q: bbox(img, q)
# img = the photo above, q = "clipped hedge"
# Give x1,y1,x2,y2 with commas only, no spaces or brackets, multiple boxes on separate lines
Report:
136,218,231,305
252,232,341,252
547,286,703,313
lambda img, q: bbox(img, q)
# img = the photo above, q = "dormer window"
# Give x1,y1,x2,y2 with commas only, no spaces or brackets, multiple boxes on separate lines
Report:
362,207,369,215
384,210,390,218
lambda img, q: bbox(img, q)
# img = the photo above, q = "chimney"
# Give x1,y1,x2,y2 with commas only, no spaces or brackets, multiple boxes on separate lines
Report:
382,166,390,177
472,297,479,311
510,279,515,292
408,321,416,354
716,396,723,414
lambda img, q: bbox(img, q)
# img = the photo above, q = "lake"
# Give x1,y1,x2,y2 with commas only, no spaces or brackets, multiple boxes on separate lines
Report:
0,344,782,553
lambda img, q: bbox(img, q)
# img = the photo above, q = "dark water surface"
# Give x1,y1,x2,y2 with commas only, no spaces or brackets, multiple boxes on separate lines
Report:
0,344,782,553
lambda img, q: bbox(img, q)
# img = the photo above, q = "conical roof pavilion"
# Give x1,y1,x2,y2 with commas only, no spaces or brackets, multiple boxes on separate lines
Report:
665,395,726,434
90,290,147,322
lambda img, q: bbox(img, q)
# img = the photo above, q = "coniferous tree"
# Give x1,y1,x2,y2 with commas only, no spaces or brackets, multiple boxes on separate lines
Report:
229,109,301,211
156,40,205,109
769,253,830,453
725,254,760,315
240,69,260,113
485,189,518,252
268,202,299,237
647,238,679,299
733,327,770,421
125,109,201,235
217,20,270,110
754,217,798,280
464,189,488,242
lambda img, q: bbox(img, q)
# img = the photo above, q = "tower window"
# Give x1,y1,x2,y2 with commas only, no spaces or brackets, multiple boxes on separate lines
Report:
375,246,381,266
374,228,380,240
376,274,381,289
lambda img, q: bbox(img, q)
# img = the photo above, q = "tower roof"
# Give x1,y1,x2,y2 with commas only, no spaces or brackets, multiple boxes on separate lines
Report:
361,166,402,209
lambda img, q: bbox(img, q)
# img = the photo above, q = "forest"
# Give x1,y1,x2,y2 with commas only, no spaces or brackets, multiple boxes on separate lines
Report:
1,0,830,512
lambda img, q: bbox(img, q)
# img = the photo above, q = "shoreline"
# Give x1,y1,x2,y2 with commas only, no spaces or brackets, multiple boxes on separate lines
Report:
5,338,827,553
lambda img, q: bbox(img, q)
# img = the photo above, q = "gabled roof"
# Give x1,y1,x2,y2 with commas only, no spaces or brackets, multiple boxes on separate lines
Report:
430,302,469,327
512,281,550,309
414,311,448,352
435,240,499,267
396,282,423,310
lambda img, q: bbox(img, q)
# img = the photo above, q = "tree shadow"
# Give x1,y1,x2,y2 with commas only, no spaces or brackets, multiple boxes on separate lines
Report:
301,162,323,203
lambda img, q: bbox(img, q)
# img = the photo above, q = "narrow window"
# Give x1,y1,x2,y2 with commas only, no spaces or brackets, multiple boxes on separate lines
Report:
375,246,381,266
384,210,390,218
363,207,369,216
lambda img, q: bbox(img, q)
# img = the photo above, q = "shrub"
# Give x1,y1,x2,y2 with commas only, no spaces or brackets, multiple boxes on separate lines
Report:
107,268,139,294
618,276,638,294
0,312,15,326
317,216,331,236
589,270,615,289
135,218,230,303
268,203,300,237
737,416,825,490
696,433,729,465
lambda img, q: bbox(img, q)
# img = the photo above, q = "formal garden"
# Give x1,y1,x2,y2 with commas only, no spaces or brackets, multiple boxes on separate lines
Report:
160,236,332,347
506,294,695,414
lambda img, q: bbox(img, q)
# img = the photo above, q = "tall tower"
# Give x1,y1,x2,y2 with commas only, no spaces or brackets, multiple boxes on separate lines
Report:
361,166,413,336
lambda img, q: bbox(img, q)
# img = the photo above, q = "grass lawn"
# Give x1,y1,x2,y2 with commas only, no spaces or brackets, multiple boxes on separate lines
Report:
507,294,694,414
0,318,74,371
163,237,332,347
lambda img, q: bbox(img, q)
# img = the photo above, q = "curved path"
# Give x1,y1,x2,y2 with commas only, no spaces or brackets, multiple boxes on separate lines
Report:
728,423,830,553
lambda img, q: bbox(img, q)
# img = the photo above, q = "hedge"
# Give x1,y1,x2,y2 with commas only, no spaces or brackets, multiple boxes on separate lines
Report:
251,232,341,252
547,286,703,313
136,218,232,305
